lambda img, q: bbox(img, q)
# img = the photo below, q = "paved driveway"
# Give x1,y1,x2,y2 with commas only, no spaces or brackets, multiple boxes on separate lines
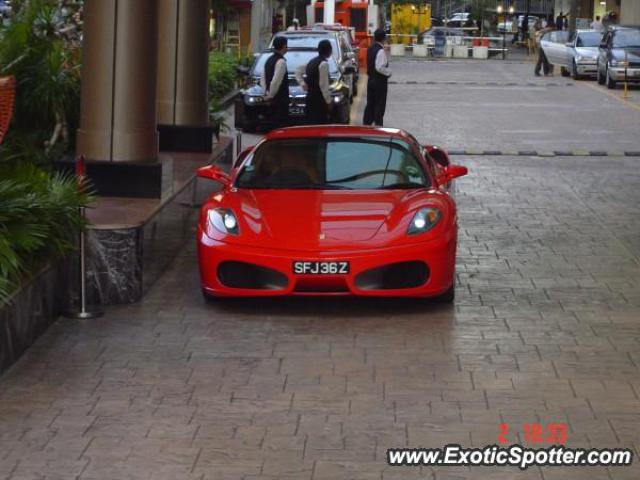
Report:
1,58,639,480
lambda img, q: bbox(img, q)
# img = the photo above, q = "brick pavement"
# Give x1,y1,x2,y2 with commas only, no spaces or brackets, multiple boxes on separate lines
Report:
1,59,640,479
0,153,638,480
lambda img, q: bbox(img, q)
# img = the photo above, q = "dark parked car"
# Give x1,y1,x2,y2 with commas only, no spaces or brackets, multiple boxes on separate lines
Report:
270,30,358,99
596,26,640,89
234,48,353,132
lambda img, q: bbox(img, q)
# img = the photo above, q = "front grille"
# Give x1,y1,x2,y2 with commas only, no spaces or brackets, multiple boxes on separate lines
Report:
355,261,429,290
217,261,288,290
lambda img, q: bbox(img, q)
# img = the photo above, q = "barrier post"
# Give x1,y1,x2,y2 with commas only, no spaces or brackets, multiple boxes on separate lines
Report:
64,155,103,319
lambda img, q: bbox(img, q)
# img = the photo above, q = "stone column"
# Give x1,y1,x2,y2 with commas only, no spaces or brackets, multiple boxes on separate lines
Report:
157,0,210,127
323,0,335,24
77,0,158,163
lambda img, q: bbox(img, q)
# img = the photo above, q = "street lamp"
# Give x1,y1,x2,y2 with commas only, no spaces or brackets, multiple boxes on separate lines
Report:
497,5,504,60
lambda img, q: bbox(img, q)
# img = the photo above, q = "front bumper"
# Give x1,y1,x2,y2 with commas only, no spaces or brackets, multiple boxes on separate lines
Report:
609,67,640,82
197,230,457,298
575,62,597,76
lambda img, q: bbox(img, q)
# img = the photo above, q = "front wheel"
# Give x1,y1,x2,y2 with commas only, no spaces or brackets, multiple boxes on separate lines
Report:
571,60,581,80
606,67,616,89
597,63,605,85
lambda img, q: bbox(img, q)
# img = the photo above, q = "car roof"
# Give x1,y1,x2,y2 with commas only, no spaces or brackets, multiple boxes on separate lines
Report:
276,30,333,36
263,125,413,142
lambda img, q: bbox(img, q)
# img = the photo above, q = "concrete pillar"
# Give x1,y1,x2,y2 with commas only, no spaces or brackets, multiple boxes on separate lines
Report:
77,0,158,163
251,0,263,53
621,0,640,24
157,0,210,127
323,0,335,24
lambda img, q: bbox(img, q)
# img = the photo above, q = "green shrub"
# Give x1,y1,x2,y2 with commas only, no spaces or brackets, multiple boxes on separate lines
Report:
0,0,81,164
0,164,92,304
208,52,239,101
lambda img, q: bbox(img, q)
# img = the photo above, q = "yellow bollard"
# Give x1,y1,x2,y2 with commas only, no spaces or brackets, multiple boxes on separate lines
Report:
622,80,629,100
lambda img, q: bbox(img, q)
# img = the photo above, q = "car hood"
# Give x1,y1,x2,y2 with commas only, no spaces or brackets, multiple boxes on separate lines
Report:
209,189,446,251
575,47,598,57
611,48,640,62
245,76,338,98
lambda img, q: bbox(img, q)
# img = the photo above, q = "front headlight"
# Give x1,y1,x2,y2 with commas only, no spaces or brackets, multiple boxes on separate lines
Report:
332,93,344,104
207,208,239,236
577,56,596,63
610,59,628,67
407,208,441,235
247,95,264,104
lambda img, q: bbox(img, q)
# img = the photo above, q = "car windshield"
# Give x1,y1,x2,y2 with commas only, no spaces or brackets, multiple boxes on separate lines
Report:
613,29,640,48
251,50,339,77
273,35,340,59
236,138,429,190
576,32,602,47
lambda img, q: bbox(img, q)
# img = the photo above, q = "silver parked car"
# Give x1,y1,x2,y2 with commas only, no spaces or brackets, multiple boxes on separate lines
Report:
565,30,603,79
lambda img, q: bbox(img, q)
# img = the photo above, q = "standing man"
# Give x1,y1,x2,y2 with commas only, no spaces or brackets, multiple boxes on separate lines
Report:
287,18,300,31
363,28,392,126
296,39,333,125
555,12,564,31
591,16,604,32
260,36,290,130
534,23,555,76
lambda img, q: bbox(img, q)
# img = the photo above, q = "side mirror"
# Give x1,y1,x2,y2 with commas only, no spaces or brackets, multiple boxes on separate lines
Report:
197,165,231,186
424,145,450,168
445,164,468,181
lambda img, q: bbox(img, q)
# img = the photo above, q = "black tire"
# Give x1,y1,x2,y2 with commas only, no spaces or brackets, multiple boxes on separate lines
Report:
560,66,570,77
571,60,581,80
337,103,350,124
435,285,455,304
597,64,605,85
353,79,358,97
242,122,257,134
606,67,616,89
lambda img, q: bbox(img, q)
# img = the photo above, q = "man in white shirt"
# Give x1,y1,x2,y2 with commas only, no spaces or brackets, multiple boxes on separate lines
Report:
287,18,300,31
260,36,289,129
295,40,333,125
590,16,604,32
363,29,392,126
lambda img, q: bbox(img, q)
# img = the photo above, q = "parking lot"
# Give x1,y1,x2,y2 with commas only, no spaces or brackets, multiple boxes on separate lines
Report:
1,57,639,480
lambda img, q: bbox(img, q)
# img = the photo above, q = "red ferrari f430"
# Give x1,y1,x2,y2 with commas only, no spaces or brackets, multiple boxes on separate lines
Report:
196,126,467,302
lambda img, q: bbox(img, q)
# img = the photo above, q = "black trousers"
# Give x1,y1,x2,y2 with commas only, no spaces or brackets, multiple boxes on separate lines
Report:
534,48,553,75
305,91,330,125
268,98,290,130
363,79,388,126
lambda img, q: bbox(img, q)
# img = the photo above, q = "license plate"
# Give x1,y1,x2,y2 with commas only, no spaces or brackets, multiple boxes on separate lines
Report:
289,106,305,116
293,261,350,275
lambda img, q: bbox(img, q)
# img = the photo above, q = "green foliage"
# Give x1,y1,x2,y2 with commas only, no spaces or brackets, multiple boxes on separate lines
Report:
208,52,239,101
0,164,92,304
0,0,81,164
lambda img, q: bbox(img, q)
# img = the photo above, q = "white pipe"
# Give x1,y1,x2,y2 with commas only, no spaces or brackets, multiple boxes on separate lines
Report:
323,0,335,24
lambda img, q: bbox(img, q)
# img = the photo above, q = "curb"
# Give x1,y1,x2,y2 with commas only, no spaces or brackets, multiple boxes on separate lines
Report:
447,150,640,157
387,80,574,87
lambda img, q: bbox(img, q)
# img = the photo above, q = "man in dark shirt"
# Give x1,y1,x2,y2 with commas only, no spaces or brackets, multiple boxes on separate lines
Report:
363,29,392,126
260,36,289,130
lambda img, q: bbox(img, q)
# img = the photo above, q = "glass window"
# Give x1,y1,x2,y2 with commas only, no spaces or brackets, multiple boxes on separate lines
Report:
236,138,429,190
613,29,640,48
576,32,602,47
251,50,339,77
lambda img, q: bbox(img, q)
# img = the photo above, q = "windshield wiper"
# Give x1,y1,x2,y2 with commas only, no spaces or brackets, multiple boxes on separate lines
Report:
243,182,352,190
379,182,426,190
